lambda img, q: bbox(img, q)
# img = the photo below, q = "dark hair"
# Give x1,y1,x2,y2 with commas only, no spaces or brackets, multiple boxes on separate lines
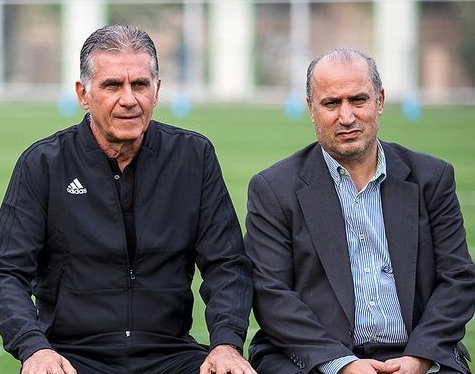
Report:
80,24,159,90
306,47,382,102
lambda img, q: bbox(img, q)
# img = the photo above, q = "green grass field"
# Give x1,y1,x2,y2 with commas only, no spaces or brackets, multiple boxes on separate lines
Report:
0,102,474,372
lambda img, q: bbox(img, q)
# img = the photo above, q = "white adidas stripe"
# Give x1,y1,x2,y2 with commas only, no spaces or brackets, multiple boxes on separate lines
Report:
73,178,84,189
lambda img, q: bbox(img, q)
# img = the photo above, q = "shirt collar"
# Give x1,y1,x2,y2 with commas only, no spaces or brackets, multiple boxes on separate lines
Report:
322,141,387,186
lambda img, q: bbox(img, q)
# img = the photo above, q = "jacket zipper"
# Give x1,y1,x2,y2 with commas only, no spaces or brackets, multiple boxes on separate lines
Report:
126,268,136,339
128,268,136,287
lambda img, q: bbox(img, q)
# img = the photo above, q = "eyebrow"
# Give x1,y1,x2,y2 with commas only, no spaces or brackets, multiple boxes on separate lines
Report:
132,77,152,86
319,92,370,104
351,92,370,99
99,78,122,88
99,77,152,88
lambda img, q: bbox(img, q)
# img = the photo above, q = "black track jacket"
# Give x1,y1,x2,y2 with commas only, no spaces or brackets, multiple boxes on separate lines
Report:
0,115,253,362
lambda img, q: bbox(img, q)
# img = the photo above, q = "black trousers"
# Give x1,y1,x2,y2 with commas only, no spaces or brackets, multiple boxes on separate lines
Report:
353,342,406,361
44,332,209,374
64,349,206,374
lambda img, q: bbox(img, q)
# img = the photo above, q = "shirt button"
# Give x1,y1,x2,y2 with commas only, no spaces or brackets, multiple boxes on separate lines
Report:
359,233,365,240
114,174,120,180
364,267,371,273
369,301,376,307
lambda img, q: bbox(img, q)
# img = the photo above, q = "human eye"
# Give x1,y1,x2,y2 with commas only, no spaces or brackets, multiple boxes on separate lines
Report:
101,80,121,90
133,79,151,90
321,99,339,109
351,95,369,106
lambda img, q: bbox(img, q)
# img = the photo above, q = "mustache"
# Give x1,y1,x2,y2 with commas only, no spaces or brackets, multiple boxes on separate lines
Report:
335,121,361,132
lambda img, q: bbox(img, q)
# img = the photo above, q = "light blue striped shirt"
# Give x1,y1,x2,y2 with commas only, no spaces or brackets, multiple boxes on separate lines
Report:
319,143,408,374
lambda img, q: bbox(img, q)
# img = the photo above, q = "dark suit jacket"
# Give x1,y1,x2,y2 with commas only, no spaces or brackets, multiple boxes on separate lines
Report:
244,141,475,374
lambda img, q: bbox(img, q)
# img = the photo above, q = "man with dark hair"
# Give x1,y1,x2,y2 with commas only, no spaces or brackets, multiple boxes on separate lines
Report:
0,25,255,374
245,47,475,374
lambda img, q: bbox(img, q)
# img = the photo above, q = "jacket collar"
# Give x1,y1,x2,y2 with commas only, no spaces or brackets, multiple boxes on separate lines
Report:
296,143,355,325
380,141,418,332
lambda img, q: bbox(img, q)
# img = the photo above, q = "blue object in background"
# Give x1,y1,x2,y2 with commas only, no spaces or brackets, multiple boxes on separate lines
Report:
58,92,80,118
171,93,192,118
402,93,422,122
285,91,305,120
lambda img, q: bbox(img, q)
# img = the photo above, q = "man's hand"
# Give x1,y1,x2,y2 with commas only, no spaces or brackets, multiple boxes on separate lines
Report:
340,358,401,374
199,344,258,374
384,356,432,374
21,349,77,374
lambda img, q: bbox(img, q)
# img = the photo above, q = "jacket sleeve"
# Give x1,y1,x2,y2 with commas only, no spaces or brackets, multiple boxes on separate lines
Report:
194,143,253,351
403,162,475,370
0,154,53,361
244,173,353,374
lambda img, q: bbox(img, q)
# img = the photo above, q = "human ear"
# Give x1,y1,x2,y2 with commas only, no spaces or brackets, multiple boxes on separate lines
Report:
153,79,162,107
377,88,385,115
75,81,90,110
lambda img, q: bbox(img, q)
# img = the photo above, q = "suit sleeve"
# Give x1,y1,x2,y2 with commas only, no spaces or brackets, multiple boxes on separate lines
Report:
0,155,53,361
244,173,353,373
194,143,253,351
404,162,475,369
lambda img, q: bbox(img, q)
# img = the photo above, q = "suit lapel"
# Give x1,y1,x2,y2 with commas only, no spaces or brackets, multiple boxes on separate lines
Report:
381,143,419,332
296,145,355,326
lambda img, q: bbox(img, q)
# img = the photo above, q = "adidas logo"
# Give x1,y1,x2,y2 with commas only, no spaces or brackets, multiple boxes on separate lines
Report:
67,178,87,195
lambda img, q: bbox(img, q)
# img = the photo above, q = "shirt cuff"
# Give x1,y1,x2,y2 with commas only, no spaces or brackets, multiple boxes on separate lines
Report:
318,355,358,374
427,362,440,373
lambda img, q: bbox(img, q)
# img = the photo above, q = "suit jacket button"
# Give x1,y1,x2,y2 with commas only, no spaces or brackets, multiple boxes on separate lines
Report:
454,348,461,363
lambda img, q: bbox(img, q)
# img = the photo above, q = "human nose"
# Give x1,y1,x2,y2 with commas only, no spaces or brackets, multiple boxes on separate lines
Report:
119,85,137,107
338,102,355,125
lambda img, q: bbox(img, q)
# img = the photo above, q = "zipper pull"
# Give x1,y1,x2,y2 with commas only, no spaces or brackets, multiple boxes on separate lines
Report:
129,269,136,287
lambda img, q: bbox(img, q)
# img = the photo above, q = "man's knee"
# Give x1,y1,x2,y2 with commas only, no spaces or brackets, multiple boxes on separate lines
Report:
251,352,303,374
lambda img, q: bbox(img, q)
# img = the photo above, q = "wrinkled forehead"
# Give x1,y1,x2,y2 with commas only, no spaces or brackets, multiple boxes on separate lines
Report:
90,51,154,76
315,53,369,77
310,56,376,100
316,55,372,83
